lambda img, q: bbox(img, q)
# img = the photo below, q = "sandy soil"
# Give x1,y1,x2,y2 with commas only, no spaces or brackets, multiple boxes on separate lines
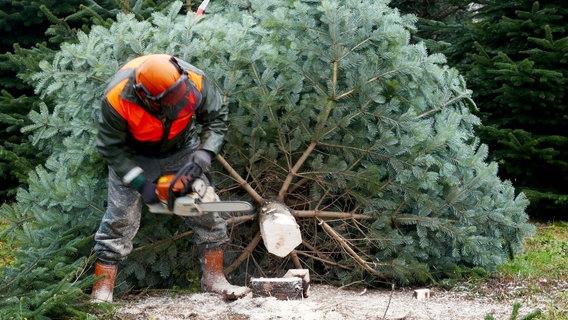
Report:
111,283,553,320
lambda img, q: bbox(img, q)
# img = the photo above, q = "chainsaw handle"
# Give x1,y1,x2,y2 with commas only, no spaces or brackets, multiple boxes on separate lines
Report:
167,162,203,211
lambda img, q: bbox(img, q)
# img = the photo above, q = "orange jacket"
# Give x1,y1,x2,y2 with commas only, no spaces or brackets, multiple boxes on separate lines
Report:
96,54,228,183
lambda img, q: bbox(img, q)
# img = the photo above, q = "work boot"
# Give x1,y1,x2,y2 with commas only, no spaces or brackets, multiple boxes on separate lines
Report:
91,261,118,303
201,248,251,300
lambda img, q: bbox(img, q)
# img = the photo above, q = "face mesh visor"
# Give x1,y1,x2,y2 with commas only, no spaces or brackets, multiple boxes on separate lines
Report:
162,78,201,120
135,72,198,119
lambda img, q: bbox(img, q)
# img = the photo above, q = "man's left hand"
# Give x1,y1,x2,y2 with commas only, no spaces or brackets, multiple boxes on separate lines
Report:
188,149,212,172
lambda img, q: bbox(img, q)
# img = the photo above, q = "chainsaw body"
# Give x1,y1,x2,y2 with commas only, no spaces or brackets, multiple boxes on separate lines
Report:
146,174,253,217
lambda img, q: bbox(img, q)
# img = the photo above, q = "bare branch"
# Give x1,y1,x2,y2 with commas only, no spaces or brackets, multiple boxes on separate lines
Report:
225,231,262,275
278,141,317,201
216,154,264,204
289,250,303,269
293,210,374,220
319,218,387,281
227,214,256,226
295,251,353,270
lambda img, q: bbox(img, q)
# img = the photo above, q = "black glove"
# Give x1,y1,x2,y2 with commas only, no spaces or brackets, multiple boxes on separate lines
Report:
188,149,212,172
137,179,160,204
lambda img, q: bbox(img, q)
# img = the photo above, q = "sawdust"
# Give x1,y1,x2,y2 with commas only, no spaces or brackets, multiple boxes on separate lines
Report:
111,284,548,320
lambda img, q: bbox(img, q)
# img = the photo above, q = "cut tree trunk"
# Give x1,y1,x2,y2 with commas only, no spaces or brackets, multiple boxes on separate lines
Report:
259,200,302,258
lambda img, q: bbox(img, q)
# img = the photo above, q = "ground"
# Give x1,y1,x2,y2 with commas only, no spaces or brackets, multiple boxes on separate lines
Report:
107,222,568,319
109,279,566,320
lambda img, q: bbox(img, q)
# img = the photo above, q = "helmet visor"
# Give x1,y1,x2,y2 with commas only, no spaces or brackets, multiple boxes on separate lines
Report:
134,73,191,118
160,74,196,120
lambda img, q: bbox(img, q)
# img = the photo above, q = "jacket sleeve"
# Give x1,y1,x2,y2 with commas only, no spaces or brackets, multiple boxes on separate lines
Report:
96,98,141,184
195,75,228,155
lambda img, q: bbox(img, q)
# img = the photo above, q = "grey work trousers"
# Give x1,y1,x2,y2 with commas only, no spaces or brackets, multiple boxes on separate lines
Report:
94,147,229,265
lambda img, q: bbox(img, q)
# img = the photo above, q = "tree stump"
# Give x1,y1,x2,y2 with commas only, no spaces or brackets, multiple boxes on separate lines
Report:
284,269,310,298
251,277,303,300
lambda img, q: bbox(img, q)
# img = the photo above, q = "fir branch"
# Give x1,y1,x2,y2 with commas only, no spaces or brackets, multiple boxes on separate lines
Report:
78,4,112,28
416,91,473,119
336,68,402,101
131,230,194,254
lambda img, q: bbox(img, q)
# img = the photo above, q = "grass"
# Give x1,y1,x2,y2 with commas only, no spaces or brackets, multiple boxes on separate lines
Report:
472,221,568,320
0,222,14,267
500,221,568,279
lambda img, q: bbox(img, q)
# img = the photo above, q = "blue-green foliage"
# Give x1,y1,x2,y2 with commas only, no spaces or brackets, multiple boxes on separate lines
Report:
0,0,534,317
201,0,533,282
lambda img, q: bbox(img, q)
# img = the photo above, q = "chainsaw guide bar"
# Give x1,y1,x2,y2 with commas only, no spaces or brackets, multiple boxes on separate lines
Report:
147,197,254,216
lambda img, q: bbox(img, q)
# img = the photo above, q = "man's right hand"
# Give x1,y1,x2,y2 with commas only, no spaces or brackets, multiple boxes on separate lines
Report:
130,173,160,204
137,179,160,204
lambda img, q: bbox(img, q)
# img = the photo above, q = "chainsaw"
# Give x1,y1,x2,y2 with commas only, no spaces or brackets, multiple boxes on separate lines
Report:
146,163,254,217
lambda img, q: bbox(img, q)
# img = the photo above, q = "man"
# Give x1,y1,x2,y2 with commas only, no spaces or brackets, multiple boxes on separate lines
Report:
92,54,250,302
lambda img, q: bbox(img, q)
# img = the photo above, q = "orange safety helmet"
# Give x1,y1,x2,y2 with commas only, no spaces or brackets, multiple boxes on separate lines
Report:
136,55,181,96
133,55,191,116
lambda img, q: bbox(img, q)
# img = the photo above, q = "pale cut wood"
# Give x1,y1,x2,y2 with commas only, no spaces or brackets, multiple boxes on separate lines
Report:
413,288,431,300
283,269,310,298
251,277,303,300
259,201,302,257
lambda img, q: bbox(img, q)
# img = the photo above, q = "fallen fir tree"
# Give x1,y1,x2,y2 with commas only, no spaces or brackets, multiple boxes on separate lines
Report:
0,0,534,317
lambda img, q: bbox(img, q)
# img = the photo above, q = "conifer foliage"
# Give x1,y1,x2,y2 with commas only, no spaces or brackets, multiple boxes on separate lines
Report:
463,1,568,219
392,1,568,219
0,1,534,317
